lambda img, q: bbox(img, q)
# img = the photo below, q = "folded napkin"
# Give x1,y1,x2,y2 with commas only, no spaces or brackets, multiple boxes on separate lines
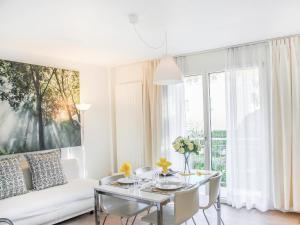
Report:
141,183,194,195
178,172,195,176
196,170,212,176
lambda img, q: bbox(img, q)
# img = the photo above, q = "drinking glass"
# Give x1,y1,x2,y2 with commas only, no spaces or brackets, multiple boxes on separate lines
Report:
133,176,140,191
152,169,160,186
162,170,168,183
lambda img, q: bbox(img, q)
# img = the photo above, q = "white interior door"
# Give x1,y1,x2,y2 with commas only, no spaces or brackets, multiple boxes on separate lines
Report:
115,82,144,169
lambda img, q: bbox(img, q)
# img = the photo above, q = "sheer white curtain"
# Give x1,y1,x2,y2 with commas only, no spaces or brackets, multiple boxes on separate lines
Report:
158,57,186,170
160,84,186,171
225,43,273,211
141,57,186,168
271,37,300,212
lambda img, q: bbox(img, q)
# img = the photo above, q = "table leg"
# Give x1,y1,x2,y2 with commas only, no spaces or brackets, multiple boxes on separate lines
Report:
217,194,221,225
94,190,100,225
156,203,163,225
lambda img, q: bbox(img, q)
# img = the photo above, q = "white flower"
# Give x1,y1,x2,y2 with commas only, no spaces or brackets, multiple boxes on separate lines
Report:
188,143,194,151
184,139,190,145
173,142,181,150
179,148,185,154
175,136,182,142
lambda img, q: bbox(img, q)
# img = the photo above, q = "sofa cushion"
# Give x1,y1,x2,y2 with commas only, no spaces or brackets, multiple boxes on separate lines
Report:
0,179,98,222
25,150,67,190
0,157,27,200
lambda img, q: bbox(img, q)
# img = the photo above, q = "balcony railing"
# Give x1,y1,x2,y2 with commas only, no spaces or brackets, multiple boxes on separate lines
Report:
190,136,227,187
211,138,227,186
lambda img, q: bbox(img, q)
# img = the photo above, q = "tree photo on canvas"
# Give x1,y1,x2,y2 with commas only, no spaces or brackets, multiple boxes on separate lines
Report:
0,59,81,155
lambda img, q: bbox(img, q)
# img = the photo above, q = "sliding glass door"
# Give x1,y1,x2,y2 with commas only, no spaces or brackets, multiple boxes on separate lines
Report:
184,72,227,187
209,72,227,186
184,76,206,170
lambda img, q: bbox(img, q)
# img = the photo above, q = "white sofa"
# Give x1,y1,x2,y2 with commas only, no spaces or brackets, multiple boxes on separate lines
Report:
0,158,99,225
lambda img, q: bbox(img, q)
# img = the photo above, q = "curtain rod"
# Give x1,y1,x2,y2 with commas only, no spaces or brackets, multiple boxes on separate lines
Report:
175,33,300,57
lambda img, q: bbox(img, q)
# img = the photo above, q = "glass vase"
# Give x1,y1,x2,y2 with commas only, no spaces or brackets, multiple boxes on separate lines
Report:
183,153,191,174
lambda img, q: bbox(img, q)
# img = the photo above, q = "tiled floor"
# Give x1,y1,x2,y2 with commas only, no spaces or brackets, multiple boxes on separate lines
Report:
58,204,300,225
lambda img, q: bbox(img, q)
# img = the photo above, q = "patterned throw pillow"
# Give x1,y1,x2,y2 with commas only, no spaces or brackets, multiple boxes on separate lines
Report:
0,157,27,199
25,150,67,190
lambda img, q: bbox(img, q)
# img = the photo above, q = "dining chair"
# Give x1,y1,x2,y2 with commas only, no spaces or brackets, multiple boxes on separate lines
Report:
0,218,14,225
199,172,225,225
134,166,153,175
99,174,151,225
141,184,200,225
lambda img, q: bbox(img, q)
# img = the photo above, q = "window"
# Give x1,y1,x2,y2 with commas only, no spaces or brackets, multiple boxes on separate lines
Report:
184,76,205,170
209,72,227,186
184,72,227,187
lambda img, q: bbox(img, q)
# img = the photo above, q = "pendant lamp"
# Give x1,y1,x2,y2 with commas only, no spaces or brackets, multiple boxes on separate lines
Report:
129,13,183,85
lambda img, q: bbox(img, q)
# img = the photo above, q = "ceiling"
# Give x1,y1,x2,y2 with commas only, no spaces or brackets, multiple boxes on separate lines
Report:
0,0,299,67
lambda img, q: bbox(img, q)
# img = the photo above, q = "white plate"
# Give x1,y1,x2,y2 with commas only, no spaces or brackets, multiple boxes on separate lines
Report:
155,181,183,190
117,177,134,184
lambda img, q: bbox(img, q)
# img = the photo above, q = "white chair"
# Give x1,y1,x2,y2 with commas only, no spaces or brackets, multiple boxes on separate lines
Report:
134,166,155,214
99,174,151,225
199,172,225,225
134,166,153,175
141,184,200,225
0,218,14,225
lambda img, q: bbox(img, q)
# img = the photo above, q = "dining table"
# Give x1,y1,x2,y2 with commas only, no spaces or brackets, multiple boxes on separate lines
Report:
94,170,222,225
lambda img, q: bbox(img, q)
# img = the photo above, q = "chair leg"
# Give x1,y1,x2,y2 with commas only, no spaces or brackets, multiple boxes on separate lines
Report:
102,215,108,225
131,215,137,225
192,216,197,225
125,218,129,225
203,209,210,225
213,204,225,225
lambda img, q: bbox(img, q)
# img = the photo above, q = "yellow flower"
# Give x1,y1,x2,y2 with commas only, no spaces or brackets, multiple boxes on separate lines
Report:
119,162,132,177
156,157,172,174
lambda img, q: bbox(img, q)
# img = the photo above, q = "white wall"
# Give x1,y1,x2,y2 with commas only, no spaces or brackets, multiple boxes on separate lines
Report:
79,66,111,179
0,49,112,179
110,63,145,172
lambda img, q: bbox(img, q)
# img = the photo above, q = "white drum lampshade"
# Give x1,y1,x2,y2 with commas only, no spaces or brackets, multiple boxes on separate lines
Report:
153,56,183,85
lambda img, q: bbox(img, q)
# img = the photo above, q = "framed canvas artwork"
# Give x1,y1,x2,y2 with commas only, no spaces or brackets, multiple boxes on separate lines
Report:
0,59,81,155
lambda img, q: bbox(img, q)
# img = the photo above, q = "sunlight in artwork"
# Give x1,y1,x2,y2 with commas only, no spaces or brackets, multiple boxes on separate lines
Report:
0,60,81,155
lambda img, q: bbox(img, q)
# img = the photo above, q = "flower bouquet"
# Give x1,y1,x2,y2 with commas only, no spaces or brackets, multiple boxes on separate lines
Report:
172,136,200,174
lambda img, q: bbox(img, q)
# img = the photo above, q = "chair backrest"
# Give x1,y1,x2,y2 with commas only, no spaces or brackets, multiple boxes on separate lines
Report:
207,172,222,208
174,184,199,225
0,218,14,225
134,166,152,175
99,174,126,211
100,174,125,185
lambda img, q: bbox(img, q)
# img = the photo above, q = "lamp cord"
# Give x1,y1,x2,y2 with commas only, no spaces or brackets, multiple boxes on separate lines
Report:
132,24,166,50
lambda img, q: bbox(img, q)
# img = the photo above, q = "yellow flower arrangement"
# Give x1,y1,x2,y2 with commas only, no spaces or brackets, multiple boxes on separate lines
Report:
156,157,172,174
119,162,132,177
